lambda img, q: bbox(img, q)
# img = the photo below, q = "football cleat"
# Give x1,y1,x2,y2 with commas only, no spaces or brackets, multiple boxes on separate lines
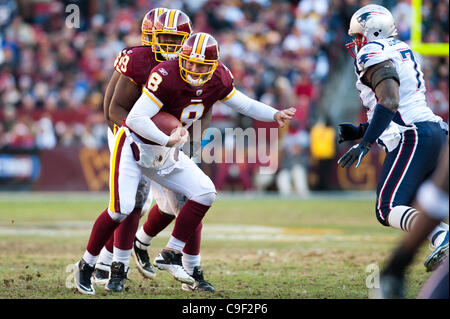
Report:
154,250,195,285
132,239,157,279
181,266,215,293
92,262,110,285
105,262,128,293
73,259,95,295
424,231,449,272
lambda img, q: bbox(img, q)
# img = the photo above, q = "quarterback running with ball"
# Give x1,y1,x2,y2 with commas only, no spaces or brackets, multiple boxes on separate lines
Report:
73,31,295,295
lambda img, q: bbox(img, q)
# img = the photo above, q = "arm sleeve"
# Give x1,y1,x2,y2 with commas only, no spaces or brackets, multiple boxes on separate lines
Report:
125,91,170,146
222,89,278,122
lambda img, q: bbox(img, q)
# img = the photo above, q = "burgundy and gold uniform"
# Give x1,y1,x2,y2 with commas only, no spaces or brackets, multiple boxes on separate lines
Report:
137,59,234,136
113,46,159,87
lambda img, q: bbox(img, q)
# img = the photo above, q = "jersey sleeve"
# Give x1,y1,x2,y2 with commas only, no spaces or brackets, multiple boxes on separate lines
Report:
142,66,172,108
113,48,149,85
356,42,390,73
113,50,125,71
218,63,236,101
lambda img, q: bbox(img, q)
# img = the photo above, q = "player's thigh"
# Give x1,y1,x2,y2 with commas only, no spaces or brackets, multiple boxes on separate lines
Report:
144,153,216,200
109,128,142,215
377,125,445,208
151,181,182,216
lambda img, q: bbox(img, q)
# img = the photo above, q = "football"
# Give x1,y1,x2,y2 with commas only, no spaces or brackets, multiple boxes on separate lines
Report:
151,111,182,135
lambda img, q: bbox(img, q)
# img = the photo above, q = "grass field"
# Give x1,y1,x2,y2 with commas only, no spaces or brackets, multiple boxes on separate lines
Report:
0,192,433,299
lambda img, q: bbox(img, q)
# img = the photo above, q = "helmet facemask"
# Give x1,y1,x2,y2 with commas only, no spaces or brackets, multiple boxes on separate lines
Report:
345,33,367,59
141,29,153,46
153,30,189,62
179,55,218,87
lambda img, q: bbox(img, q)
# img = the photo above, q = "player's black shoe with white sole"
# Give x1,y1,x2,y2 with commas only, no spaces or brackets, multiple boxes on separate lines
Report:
154,249,194,285
132,238,156,279
74,259,95,295
105,262,128,292
182,266,215,292
92,262,110,285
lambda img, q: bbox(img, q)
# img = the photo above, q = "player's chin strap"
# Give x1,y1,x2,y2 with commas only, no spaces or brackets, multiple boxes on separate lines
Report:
123,127,186,171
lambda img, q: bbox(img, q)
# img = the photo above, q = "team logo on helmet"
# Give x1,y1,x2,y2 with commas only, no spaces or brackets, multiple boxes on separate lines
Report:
357,11,386,28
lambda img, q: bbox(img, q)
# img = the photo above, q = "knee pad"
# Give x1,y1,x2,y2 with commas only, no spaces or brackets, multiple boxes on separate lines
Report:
107,209,128,223
190,191,216,207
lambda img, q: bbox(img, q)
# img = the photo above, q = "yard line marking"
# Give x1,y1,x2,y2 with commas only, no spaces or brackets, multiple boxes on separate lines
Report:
0,223,396,242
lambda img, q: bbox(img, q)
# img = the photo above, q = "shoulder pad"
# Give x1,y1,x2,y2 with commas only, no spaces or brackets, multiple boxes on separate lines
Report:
356,42,388,72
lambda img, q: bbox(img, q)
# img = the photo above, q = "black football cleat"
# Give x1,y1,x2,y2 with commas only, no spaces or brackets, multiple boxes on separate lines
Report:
154,250,194,285
105,262,128,292
132,238,156,279
92,262,110,285
74,259,95,295
182,266,215,292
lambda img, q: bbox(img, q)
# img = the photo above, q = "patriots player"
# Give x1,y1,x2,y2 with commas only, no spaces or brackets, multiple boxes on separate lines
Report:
337,4,449,271
72,8,195,295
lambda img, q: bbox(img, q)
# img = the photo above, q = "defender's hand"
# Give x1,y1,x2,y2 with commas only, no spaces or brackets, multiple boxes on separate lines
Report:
337,122,368,143
167,127,188,147
337,140,371,168
274,107,296,128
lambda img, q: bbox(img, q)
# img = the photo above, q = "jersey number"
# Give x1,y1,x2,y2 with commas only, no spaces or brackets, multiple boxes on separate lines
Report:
180,104,205,129
399,49,422,89
146,73,163,92
115,54,130,73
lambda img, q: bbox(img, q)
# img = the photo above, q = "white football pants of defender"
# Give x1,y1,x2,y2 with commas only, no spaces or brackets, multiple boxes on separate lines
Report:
109,127,216,222
107,127,153,217
150,181,187,216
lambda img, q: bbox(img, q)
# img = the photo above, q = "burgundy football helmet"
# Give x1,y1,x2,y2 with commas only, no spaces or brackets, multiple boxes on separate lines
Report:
179,32,219,86
141,8,169,46
152,9,193,62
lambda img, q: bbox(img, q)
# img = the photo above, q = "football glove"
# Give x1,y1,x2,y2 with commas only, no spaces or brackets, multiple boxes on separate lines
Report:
337,140,371,168
337,122,369,143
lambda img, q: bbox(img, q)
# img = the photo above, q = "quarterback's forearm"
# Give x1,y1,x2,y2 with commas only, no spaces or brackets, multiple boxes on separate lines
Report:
126,92,169,146
223,89,278,122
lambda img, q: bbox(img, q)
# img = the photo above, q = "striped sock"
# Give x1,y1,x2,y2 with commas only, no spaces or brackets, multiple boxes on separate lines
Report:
387,205,420,232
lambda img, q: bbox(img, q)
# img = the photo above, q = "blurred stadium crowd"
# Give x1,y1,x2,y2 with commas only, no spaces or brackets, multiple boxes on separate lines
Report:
0,0,448,191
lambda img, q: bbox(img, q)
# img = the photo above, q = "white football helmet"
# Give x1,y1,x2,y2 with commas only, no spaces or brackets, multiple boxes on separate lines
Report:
345,4,397,58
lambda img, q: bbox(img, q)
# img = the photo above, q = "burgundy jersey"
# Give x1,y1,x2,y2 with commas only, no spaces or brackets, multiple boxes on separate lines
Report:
142,59,235,129
113,46,159,86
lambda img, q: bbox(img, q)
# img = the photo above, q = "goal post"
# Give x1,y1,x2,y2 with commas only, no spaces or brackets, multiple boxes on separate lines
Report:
410,0,449,56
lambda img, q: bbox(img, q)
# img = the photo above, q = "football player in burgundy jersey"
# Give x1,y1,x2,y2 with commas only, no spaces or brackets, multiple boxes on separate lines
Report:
123,32,296,290
94,7,170,287
72,9,194,295
100,8,217,293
